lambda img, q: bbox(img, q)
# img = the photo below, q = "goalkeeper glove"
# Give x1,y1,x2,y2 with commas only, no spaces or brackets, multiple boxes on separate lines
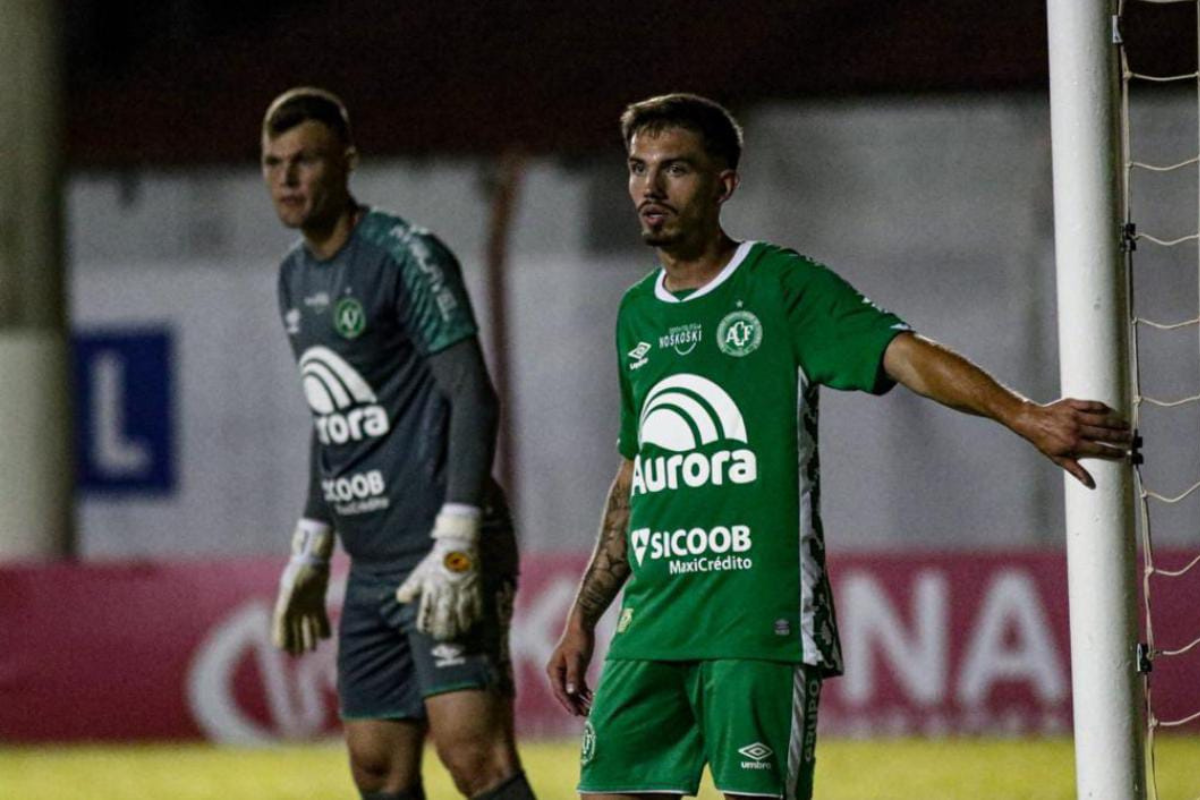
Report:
271,519,335,655
395,506,483,641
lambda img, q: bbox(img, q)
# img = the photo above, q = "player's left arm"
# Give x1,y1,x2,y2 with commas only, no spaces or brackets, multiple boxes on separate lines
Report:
395,337,497,641
882,332,1133,489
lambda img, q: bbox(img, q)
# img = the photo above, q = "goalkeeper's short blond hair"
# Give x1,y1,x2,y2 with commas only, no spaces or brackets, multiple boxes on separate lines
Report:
263,87,352,144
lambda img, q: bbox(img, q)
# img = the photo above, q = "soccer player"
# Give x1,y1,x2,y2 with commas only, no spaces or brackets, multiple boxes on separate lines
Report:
545,93,1132,800
262,87,535,800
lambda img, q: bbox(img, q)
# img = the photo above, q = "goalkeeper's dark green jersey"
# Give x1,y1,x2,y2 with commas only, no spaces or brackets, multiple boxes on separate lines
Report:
277,208,505,576
608,241,910,674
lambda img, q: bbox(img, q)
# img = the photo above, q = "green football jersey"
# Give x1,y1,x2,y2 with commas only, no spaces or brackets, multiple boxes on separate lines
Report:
608,241,910,674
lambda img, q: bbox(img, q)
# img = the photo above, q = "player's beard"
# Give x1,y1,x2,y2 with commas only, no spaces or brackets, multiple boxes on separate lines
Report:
640,220,683,248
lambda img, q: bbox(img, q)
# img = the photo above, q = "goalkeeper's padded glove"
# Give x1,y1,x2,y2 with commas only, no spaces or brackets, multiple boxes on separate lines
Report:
395,506,483,642
271,519,335,655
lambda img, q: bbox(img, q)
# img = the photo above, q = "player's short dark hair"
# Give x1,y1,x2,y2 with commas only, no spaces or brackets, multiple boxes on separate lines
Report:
620,93,744,169
262,87,352,144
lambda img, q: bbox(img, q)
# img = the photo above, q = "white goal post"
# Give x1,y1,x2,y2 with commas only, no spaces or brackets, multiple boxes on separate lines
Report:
1045,1,1146,798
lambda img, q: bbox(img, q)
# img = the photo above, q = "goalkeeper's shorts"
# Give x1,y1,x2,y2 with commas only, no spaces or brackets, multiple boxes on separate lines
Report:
578,659,822,799
337,567,516,721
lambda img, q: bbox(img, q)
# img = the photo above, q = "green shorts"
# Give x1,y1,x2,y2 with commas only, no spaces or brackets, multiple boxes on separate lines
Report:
578,659,821,799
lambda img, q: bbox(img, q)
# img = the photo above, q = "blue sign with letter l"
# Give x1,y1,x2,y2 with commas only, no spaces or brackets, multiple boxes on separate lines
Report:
74,329,175,494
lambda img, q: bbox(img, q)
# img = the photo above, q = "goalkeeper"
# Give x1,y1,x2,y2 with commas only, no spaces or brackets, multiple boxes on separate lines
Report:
263,87,534,800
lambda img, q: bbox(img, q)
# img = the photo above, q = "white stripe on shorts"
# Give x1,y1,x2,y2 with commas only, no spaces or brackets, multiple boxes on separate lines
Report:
786,664,825,800
787,664,805,800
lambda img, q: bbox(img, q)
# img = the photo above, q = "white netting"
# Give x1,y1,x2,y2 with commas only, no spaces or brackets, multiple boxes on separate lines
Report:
1118,0,1200,796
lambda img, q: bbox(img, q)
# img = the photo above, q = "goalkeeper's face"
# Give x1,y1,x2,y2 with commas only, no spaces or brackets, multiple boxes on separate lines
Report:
261,121,355,233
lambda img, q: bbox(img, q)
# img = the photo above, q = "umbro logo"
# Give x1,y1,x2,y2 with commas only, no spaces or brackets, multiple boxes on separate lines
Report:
628,341,651,370
738,742,772,761
431,643,465,668
738,742,773,770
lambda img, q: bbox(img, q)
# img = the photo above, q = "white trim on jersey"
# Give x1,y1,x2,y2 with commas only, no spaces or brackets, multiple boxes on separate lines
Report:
653,239,757,303
796,366,821,670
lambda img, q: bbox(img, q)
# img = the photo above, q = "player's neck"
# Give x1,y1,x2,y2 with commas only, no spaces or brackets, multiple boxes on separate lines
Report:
658,231,738,293
303,200,362,260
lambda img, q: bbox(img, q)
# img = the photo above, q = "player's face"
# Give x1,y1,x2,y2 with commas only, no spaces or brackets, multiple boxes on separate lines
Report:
261,121,354,232
627,126,737,251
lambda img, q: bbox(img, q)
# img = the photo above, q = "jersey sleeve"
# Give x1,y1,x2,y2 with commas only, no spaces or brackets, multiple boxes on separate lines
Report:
782,258,911,394
276,259,293,331
302,431,333,523
616,302,640,460
396,230,479,356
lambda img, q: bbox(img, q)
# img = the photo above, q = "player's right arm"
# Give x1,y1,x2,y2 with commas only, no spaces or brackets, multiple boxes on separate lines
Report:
271,432,337,655
546,457,634,716
395,338,496,641
271,270,338,655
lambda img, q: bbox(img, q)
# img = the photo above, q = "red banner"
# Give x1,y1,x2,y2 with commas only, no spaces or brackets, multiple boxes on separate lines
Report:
1,551,1196,742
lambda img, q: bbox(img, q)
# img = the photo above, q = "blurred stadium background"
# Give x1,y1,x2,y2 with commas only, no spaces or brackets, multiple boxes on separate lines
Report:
2,1,1199,797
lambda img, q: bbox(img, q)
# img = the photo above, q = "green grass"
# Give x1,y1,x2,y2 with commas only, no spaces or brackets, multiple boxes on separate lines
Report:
3,737,1198,799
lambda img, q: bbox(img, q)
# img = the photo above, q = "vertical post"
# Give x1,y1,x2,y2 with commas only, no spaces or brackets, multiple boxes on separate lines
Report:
0,0,73,559
1046,1,1145,798
483,152,525,508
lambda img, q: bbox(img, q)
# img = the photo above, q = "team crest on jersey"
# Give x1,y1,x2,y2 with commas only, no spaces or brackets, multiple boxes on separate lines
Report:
717,310,762,357
334,297,366,339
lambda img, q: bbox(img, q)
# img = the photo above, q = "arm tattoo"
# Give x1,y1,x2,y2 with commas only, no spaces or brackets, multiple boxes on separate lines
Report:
574,467,633,627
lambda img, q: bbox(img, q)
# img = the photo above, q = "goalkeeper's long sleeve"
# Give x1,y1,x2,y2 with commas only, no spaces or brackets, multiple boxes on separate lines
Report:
302,430,333,524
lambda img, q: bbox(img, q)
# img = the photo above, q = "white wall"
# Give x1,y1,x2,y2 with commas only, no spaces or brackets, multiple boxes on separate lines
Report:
68,94,1199,557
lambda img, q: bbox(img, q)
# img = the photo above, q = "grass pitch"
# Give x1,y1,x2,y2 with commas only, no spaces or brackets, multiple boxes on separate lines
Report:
3,737,1198,799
